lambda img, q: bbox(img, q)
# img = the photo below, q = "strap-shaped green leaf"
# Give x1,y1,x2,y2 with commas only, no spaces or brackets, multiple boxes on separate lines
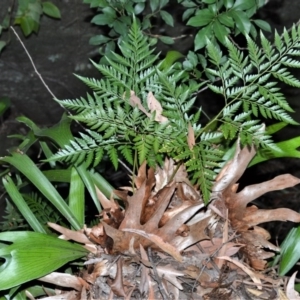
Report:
271,226,300,275
69,167,85,227
2,176,46,234
0,231,88,290
1,152,81,230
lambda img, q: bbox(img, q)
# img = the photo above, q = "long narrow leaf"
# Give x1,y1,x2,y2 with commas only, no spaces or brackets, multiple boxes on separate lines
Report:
1,152,81,230
277,227,300,275
42,169,71,183
39,141,56,168
69,167,85,227
76,165,101,212
2,176,46,234
249,136,300,166
91,170,115,199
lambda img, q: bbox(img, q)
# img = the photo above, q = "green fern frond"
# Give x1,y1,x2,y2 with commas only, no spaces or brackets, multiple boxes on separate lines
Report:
50,18,300,203
0,200,27,231
207,40,222,65
185,143,223,202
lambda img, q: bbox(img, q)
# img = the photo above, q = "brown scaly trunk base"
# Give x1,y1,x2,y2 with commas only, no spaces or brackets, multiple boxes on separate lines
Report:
45,144,300,299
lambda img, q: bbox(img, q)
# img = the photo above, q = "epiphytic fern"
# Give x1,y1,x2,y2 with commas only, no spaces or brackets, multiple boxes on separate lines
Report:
50,20,300,203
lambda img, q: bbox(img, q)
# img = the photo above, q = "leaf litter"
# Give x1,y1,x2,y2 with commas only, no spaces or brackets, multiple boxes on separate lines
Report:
35,143,300,299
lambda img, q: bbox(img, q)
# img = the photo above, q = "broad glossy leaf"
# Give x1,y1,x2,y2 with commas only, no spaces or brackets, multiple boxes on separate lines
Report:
150,0,159,12
89,34,111,46
194,24,212,50
159,50,184,71
0,231,88,290
158,36,174,44
134,3,145,15
218,12,234,28
113,20,128,36
233,0,255,10
18,114,73,148
229,10,251,34
42,2,61,19
91,13,114,25
253,19,271,32
223,0,234,8
187,9,214,27
19,17,34,36
159,0,169,9
160,10,174,27
213,20,229,44
182,8,195,21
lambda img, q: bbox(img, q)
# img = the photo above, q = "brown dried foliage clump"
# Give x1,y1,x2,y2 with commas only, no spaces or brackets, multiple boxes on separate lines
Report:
44,144,300,300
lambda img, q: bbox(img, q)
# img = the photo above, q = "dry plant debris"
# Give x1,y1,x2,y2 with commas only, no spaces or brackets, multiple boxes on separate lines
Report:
39,144,300,299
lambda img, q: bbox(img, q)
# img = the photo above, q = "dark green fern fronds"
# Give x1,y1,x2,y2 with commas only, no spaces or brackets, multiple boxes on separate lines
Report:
50,18,300,204
0,199,28,231
206,26,300,152
23,193,62,225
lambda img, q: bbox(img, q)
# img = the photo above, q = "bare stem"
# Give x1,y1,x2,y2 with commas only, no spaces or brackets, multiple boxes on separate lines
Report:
10,26,56,99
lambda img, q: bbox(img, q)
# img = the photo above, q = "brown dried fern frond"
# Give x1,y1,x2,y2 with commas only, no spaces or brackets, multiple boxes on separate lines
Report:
47,144,300,299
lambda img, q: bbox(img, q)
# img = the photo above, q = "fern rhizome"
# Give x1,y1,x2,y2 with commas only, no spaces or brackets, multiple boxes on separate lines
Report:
50,20,300,202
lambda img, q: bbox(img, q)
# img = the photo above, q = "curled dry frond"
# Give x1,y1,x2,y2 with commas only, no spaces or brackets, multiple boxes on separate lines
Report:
48,148,300,298
211,143,300,270
88,159,211,260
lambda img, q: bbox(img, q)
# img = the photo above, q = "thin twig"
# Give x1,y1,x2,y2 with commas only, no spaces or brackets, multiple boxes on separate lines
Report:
147,247,169,300
10,26,132,173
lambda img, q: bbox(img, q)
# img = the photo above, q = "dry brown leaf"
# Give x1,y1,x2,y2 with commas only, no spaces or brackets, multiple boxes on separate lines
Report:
156,264,185,290
217,213,229,269
147,91,168,123
123,228,183,262
141,183,176,225
83,260,109,284
133,160,147,188
212,142,256,194
128,90,151,117
184,265,212,283
110,258,127,297
95,185,111,209
139,245,150,296
154,158,187,191
172,215,210,252
47,222,91,244
278,289,289,300
119,181,147,230
286,271,300,300
210,142,300,270
25,291,36,300
199,238,243,258
38,272,88,291
187,122,195,150
28,291,79,300
218,256,262,290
